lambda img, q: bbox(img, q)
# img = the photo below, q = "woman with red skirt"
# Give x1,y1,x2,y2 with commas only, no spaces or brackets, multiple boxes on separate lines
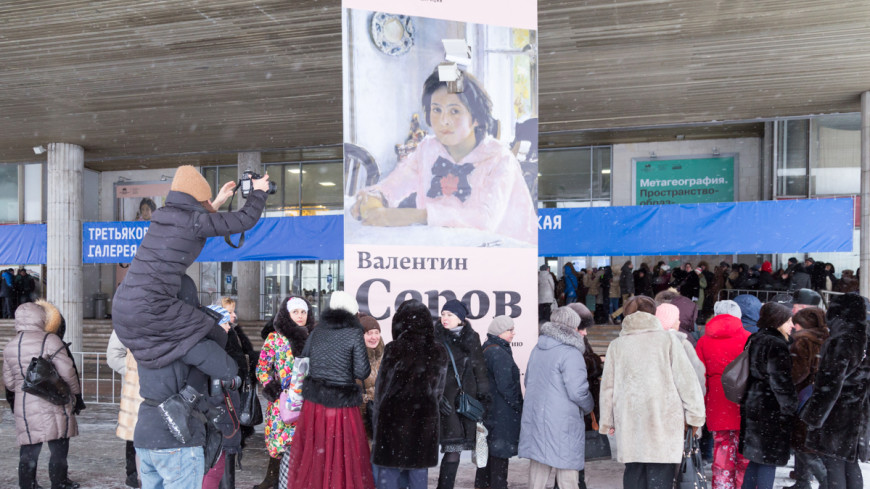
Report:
285,291,375,489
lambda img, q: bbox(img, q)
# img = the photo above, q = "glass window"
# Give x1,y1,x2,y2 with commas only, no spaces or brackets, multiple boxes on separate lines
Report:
301,161,343,214
282,164,302,215
810,114,860,195
24,164,42,223
0,164,19,223
777,120,809,196
592,147,612,200
538,146,612,204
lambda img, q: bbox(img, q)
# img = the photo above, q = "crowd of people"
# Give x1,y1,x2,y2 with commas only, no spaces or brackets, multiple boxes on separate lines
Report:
2,166,868,489
543,257,860,327
0,267,38,319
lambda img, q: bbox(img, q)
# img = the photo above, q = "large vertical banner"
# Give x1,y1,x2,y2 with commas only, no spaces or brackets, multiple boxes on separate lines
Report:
342,0,539,373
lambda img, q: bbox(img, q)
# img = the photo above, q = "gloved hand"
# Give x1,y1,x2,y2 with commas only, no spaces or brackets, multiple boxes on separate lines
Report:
263,380,282,404
439,396,454,417
5,388,14,413
73,393,86,415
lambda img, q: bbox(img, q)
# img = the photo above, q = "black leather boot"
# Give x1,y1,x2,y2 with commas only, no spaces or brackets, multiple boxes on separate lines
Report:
252,456,280,489
436,461,460,489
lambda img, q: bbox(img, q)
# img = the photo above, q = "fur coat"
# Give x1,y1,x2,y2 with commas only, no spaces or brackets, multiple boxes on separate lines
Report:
371,301,448,468
2,302,81,446
598,312,705,464
789,324,828,451
739,327,798,466
518,321,593,470
801,294,870,462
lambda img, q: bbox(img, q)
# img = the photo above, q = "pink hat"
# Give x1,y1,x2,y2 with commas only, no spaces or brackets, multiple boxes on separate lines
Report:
655,303,680,331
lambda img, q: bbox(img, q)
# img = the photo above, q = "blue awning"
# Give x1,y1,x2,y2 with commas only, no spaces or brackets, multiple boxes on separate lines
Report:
538,198,854,256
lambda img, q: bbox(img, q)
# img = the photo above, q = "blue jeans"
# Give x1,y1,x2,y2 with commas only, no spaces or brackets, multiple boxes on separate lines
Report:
741,461,776,489
375,466,426,489
137,446,204,489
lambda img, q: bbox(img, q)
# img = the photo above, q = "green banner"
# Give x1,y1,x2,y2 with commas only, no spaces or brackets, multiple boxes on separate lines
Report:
635,157,735,205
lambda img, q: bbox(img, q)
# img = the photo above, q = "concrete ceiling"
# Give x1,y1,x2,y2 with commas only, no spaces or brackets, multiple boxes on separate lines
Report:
2,0,869,170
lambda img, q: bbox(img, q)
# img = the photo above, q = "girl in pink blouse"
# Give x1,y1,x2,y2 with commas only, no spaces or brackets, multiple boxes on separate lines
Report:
351,68,537,245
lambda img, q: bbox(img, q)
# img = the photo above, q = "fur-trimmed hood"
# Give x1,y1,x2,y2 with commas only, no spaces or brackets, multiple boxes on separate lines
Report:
13,302,45,333
619,311,662,336
538,321,585,354
36,300,62,335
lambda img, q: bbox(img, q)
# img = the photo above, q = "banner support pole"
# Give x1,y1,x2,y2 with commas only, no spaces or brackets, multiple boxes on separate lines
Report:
860,91,870,297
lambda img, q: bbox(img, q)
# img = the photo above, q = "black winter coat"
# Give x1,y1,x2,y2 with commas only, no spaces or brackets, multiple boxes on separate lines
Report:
113,190,267,368
739,328,798,466
481,334,523,458
801,308,870,462
371,312,448,469
135,338,238,449
300,309,370,408
436,323,491,448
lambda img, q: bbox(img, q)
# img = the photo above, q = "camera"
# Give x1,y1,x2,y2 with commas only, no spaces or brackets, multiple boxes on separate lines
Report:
239,170,277,198
209,376,242,396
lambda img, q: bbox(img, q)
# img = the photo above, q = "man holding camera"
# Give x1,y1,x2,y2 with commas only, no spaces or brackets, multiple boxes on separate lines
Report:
112,165,270,488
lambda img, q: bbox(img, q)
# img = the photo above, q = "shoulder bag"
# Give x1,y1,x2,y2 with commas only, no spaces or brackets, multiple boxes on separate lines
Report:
238,377,263,427
721,338,751,404
585,412,612,460
674,428,707,489
443,340,485,422
19,333,71,406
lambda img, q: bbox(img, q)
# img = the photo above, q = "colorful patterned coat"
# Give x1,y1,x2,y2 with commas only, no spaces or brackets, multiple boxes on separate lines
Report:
257,332,297,458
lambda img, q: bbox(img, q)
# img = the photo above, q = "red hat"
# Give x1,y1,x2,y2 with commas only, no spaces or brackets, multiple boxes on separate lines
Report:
761,261,772,273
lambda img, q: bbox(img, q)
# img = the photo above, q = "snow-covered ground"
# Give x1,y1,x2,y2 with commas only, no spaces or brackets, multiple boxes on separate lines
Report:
1,404,866,488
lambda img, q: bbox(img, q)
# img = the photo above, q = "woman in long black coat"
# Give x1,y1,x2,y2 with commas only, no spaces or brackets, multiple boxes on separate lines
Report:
739,302,798,489
435,300,491,489
474,316,522,489
371,300,449,489
801,293,870,489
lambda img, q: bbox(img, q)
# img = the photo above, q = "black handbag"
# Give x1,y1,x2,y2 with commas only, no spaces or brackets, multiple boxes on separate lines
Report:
238,378,263,427
674,429,707,489
19,333,71,406
585,412,611,460
721,339,751,404
443,340,485,422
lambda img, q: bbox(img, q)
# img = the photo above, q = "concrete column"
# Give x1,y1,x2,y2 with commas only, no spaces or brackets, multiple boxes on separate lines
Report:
236,152,263,321
860,93,870,297
47,143,84,352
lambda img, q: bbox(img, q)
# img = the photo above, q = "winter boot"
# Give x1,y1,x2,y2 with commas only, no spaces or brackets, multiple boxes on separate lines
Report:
436,461,460,489
219,454,236,489
252,456,280,489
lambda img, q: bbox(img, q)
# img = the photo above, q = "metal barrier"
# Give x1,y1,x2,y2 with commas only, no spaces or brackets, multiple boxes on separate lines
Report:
0,351,120,404
70,351,120,404
718,288,843,307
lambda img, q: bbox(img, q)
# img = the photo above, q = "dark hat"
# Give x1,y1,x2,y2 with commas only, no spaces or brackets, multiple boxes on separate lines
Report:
358,314,380,333
793,288,822,307
441,299,468,323
539,264,549,271
788,257,798,265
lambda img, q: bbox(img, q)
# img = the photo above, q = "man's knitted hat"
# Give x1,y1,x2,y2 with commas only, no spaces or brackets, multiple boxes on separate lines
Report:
171,165,212,202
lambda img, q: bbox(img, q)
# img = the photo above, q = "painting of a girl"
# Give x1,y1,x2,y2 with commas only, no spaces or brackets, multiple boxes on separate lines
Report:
350,67,537,246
